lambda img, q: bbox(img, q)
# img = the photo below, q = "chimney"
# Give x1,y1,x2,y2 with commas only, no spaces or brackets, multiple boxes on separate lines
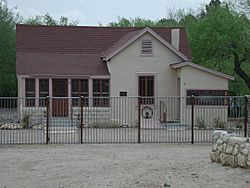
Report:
171,29,180,50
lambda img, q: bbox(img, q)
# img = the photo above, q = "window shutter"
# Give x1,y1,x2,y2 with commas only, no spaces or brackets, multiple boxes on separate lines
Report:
141,39,152,55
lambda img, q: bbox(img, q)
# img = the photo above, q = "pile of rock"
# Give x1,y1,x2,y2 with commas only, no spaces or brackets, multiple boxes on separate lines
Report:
0,122,23,129
0,122,44,130
210,130,250,168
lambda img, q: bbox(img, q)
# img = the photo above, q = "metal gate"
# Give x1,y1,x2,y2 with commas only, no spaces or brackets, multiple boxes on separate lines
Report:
0,96,249,144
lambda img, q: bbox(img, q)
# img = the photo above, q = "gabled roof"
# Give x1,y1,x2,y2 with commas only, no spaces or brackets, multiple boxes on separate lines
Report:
101,29,143,58
16,24,192,75
16,25,192,57
103,27,189,61
170,61,234,80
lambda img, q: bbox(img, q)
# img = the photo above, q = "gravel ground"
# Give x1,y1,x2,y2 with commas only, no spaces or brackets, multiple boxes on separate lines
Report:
0,144,250,188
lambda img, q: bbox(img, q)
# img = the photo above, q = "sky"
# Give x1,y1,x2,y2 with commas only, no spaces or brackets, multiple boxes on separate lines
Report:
7,0,211,25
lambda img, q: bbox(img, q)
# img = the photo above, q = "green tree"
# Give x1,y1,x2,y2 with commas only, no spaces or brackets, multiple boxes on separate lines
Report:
189,3,250,93
24,13,78,26
0,0,18,96
108,1,250,94
109,16,154,27
231,0,250,16
0,0,78,96
155,18,178,26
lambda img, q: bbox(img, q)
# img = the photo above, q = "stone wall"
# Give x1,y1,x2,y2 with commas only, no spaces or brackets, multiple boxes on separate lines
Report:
210,130,250,168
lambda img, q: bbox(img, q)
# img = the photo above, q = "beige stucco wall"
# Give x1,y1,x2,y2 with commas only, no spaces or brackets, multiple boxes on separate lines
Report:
177,66,229,126
107,32,182,97
106,32,183,124
177,66,228,98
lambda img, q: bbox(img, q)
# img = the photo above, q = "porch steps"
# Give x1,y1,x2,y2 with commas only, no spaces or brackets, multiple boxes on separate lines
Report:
72,107,111,123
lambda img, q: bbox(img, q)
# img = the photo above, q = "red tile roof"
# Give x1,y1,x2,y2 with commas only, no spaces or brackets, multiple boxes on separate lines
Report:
16,24,192,76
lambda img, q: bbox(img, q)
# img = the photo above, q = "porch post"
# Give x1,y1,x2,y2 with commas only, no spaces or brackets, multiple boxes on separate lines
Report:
17,77,24,119
49,79,53,97
21,77,26,98
35,78,39,107
49,78,53,115
89,78,93,107
68,79,71,117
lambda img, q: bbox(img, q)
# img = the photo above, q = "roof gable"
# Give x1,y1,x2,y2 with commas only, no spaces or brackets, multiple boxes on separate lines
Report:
170,61,234,80
103,27,189,61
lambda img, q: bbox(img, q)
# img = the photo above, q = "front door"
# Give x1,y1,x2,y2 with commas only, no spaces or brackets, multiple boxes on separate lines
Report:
52,79,68,117
138,75,155,105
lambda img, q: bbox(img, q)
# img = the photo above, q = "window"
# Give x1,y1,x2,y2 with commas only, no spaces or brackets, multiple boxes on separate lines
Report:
71,79,89,106
25,79,35,107
141,39,153,56
39,79,49,107
93,79,109,107
139,76,154,104
186,90,227,105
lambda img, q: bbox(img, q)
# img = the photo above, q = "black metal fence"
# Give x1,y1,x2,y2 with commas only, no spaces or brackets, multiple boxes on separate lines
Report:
0,96,249,144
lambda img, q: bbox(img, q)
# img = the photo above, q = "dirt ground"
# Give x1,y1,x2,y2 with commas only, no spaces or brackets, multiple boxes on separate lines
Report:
0,144,250,188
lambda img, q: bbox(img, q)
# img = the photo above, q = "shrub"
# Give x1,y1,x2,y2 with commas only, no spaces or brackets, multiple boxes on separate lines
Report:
21,114,32,129
234,120,243,129
195,117,205,129
213,118,226,129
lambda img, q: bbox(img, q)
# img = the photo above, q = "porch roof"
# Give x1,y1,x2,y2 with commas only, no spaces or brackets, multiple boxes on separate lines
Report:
16,52,110,76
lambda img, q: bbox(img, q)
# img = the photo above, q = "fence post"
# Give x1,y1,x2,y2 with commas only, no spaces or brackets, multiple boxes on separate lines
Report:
138,96,141,143
46,96,50,144
191,95,195,144
244,96,248,137
80,96,84,144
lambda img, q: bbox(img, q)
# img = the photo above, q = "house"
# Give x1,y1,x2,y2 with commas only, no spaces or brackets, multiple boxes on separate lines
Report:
16,24,234,127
